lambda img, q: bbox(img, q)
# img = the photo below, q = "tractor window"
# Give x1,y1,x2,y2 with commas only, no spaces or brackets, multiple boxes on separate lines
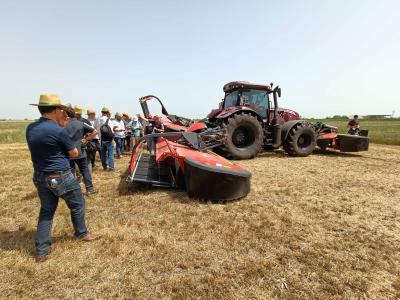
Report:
224,91,239,109
241,89,268,118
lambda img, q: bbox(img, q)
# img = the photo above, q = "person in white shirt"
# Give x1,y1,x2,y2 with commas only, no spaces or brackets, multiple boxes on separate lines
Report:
86,108,101,168
112,112,126,159
95,107,115,171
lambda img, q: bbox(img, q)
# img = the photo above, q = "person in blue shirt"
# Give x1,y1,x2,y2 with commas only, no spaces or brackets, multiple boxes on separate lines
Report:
26,94,101,263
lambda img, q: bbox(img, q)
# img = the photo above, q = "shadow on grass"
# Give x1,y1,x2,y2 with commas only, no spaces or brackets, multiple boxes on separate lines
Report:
312,149,365,158
230,148,366,159
0,228,79,255
255,149,287,159
0,229,36,253
22,190,38,201
117,168,240,205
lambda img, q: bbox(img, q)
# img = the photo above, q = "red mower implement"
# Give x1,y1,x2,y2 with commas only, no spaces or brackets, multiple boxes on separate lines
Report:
126,130,251,201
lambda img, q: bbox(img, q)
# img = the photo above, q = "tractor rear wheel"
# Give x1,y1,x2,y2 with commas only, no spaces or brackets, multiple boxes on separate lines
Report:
283,123,316,157
221,113,263,160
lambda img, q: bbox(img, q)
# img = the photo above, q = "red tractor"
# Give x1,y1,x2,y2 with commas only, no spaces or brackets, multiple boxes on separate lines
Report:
205,81,369,159
138,81,369,160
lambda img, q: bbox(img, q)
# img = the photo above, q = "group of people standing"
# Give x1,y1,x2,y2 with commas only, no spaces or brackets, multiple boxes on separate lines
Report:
87,107,147,171
25,94,153,263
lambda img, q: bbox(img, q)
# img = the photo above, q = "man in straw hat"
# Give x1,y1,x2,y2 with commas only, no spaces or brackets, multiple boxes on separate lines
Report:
73,105,91,126
27,94,101,263
122,113,131,152
86,108,101,168
95,106,115,171
112,112,126,159
66,107,97,195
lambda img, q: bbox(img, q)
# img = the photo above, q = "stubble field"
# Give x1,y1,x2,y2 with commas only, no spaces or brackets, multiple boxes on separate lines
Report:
1,140,400,299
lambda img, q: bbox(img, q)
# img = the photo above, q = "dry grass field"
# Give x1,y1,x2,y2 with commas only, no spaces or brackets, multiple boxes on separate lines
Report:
1,143,400,299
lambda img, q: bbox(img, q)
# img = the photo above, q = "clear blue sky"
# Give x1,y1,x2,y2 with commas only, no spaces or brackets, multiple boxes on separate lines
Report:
0,0,399,119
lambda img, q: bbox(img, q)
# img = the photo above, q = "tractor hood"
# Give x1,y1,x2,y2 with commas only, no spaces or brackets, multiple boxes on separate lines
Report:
272,108,301,124
207,106,300,124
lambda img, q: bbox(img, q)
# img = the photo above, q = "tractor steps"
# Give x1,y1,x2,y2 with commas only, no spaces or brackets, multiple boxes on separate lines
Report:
132,153,172,187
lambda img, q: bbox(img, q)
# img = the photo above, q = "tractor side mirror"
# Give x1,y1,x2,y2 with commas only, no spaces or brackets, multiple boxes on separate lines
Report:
272,86,281,98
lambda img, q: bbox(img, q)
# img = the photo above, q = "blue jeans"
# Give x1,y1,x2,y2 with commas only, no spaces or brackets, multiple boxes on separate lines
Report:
101,140,115,170
33,170,89,256
70,156,93,190
114,137,124,157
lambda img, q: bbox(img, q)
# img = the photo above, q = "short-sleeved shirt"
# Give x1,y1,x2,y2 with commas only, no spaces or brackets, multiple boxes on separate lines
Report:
348,119,359,127
128,119,142,130
77,116,92,127
88,118,100,140
112,119,126,138
94,115,114,140
26,117,75,173
66,118,95,159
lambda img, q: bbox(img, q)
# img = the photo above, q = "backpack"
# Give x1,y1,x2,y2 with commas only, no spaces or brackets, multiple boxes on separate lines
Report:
100,118,114,141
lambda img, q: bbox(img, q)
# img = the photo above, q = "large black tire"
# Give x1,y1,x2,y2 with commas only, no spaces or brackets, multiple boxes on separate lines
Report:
283,123,316,157
220,113,263,160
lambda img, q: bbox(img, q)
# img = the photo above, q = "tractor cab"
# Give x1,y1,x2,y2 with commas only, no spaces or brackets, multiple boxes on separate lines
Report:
209,81,300,125
221,81,271,119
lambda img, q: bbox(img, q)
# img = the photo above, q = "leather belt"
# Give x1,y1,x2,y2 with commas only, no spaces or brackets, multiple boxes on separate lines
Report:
47,173,62,178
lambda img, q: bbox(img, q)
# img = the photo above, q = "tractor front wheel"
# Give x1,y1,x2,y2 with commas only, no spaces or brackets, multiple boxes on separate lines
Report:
283,123,316,157
221,113,263,160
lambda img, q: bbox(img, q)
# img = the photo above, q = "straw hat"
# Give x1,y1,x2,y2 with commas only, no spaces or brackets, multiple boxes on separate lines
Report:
30,94,66,108
101,107,110,113
73,105,85,115
122,112,130,118
115,112,122,117
87,108,95,115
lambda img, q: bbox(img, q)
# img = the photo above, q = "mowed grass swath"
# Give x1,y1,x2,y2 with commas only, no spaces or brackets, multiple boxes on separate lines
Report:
0,121,400,298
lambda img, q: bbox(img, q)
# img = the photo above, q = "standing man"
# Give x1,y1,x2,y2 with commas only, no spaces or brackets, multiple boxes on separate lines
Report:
347,115,360,135
66,108,97,195
87,108,101,168
73,105,91,126
26,94,101,263
150,115,164,155
95,107,115,171
122,113,131,152
113,112,126,159
128,114,143,150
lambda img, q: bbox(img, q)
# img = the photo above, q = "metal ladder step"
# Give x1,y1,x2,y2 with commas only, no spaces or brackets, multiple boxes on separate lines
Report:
132,153,172,187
